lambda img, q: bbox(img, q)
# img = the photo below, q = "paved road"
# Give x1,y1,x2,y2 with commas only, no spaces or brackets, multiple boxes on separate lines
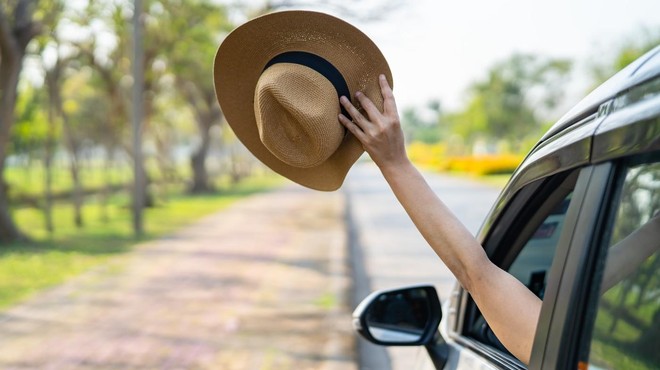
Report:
344,162,502,370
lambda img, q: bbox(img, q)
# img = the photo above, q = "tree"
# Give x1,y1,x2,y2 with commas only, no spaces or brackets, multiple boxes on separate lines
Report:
75,0,155,213
43,45,87,228
158,0,233,193
448,54,572,152
0,0,61,243
56,0,132,223
258,0,402,21
401,100,443,144
589,29,660,86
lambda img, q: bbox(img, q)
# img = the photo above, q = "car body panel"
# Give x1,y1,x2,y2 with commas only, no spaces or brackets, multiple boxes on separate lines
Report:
592,83,660,162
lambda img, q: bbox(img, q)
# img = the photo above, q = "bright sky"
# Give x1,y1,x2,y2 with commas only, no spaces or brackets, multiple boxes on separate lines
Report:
352,0,660,113
230,0,660,116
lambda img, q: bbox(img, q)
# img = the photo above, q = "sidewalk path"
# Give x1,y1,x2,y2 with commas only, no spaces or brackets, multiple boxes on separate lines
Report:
0,186,355,370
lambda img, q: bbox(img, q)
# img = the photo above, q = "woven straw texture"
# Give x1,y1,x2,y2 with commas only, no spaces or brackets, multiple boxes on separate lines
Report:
214,10,392,191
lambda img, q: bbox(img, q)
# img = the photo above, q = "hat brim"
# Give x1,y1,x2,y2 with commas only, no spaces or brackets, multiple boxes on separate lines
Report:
213,10,392,191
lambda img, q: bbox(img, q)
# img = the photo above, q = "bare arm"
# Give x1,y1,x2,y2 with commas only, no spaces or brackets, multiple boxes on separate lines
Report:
339,75,540,364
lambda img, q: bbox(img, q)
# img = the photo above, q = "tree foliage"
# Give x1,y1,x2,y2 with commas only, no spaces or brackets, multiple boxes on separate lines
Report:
0,0,239,242
589,29,660,86
446,53,572,152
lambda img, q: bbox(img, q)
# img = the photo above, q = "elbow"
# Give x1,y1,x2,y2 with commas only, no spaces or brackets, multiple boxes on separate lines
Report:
459,252,495,295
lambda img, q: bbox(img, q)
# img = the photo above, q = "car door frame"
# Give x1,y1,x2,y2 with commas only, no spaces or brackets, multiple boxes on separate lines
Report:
531,73,660,370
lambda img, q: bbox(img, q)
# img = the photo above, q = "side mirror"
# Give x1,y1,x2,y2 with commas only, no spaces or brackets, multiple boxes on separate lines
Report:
352,285,442,346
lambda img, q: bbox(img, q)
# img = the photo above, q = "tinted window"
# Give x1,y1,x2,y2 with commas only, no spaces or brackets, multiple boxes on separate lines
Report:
584,161,660,370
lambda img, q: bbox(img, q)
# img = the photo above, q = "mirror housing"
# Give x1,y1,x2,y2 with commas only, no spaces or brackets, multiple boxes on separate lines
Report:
352,284,442,346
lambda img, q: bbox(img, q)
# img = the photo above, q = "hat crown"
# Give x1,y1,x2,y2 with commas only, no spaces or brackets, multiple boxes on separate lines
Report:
214,10,392,190
254,63,345,168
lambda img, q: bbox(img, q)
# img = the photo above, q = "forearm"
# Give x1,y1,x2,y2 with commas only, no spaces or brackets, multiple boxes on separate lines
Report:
380,160,540,364
378,160,490,291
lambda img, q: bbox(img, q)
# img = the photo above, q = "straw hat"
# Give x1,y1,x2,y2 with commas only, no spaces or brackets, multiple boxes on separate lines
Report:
213,10,392,191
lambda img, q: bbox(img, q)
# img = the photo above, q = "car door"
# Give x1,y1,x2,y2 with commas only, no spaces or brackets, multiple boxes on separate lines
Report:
529,70,660,370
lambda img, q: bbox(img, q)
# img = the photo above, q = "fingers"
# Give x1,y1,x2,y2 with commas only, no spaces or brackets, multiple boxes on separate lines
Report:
338,73,396,139
378,74,397,115
338,96,368,141
341,74,396,123
338,113,366,143
340,96,367,126
355,91,381,121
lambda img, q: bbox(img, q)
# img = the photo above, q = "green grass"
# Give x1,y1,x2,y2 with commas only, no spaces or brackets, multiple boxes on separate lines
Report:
0,174,283,310
5,165,133,197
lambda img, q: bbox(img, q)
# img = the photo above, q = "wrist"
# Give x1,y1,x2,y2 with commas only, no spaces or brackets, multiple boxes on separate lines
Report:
377,156,414,177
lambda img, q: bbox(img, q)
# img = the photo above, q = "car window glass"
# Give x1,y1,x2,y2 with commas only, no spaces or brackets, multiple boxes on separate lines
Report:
584,161,660,370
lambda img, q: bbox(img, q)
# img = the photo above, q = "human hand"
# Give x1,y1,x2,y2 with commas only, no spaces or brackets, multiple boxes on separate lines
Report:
338,74,408,170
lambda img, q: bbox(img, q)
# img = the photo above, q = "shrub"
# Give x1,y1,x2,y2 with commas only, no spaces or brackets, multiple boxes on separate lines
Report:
446,154,523,175
407,141,523,175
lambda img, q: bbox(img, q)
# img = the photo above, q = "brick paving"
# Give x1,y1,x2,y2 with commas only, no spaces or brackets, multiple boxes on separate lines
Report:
0,186,356,370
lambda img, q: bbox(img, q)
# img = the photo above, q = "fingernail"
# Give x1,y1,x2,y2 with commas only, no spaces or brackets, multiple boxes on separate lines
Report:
340,96,348,103
355,91,362,97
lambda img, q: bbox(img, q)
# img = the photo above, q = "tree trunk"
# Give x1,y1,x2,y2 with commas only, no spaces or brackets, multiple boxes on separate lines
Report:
189,122,213,193
49,60,85,228
0,40,26,243
68,153,84,228
0,179,26,243
0,1,43,243
62,128,84,228
185,92,222,194
43,94,57,234
99,145,113,223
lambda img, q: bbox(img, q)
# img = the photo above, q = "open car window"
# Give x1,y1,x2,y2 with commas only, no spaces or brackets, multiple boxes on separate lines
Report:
507,192,572,299
463,170,580,359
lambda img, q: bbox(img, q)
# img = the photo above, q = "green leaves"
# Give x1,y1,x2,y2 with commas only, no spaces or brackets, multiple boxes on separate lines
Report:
447,53,572,152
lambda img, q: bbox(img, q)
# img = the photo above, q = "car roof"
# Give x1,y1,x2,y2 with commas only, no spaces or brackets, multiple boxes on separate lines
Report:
539,45,660,143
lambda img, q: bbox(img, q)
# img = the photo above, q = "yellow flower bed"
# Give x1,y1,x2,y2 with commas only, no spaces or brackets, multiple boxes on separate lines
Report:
407,142,523,175
408,142,448,169
445,154,523,175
